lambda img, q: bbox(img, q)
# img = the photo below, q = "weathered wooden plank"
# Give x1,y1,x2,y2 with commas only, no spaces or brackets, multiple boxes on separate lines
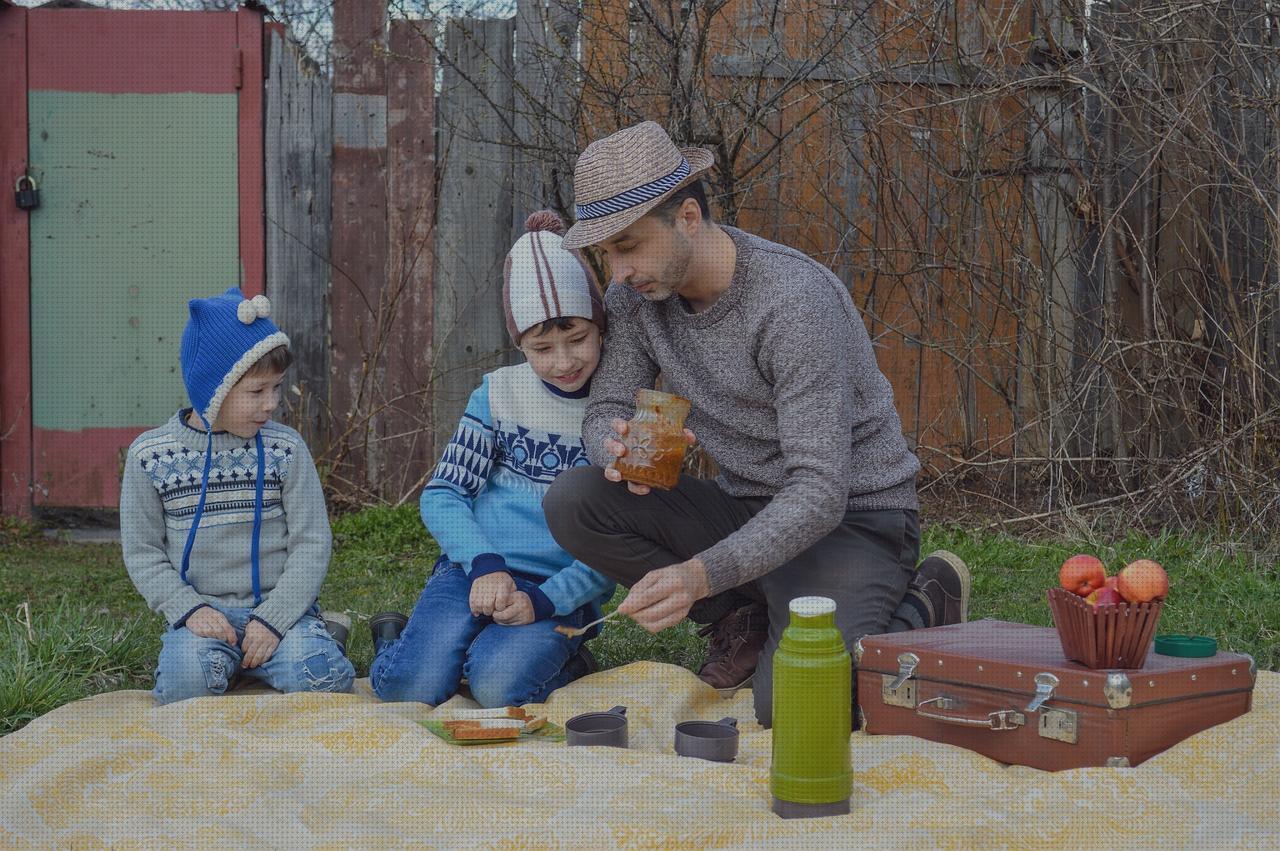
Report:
330,0,388,498
237,8,267,298
433,17,516,459
0,3,31,517
1020,76,1084,465
265,28,332,446
513,0,579,233
383,18,437,500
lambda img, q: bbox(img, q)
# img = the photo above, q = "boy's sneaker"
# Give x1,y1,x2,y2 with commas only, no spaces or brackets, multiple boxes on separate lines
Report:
320,610,351,654
905,550,971,627
563,644,600,683
369,611,409,652
696,602,768,694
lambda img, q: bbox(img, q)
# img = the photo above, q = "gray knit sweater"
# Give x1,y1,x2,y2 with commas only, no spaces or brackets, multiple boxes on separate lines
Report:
119,411,331,636
583,226,920,595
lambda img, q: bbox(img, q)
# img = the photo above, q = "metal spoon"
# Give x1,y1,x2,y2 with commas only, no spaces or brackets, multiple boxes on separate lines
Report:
554,609,624,638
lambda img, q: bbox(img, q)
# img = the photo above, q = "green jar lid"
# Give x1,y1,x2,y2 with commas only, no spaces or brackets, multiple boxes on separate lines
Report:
1154,634,1218,657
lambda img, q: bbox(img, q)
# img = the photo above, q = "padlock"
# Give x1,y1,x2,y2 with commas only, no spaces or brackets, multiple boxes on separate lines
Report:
15,175,39,211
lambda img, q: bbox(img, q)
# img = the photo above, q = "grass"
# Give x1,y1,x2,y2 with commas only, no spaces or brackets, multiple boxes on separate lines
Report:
0,603,157,736
1,507,1276,736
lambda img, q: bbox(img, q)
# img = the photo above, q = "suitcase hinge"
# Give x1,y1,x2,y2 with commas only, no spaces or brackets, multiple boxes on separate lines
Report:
1025,672,1059,713
881,652,919,707
1104,672,1132,709
1037,706,1078,743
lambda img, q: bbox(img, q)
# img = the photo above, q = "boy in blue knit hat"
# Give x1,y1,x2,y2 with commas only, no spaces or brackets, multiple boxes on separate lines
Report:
367,211,615,708
120,286,355,704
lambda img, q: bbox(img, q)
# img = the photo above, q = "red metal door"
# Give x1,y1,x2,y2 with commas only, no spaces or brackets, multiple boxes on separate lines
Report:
0,5,265,516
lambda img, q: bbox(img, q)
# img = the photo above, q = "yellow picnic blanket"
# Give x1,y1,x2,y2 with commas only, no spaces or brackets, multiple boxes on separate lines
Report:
1,662,1276,848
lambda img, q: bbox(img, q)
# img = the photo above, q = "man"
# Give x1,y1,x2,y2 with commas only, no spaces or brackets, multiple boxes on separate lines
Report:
544,121,969,727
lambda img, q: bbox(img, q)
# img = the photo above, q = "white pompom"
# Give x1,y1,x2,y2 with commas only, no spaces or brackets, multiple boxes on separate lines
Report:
251,294,271,319
237,299,256,324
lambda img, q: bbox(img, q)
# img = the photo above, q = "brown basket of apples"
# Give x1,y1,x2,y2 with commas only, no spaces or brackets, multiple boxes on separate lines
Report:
1048,556,1169,669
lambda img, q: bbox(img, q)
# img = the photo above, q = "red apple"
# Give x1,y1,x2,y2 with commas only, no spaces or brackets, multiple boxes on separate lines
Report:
1059,554,1107,597
1116,560,1169,603
1105,576,1119,591
1093,586,1124,607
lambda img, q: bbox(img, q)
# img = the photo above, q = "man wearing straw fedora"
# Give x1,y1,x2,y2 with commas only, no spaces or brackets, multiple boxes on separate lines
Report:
544,121,971,727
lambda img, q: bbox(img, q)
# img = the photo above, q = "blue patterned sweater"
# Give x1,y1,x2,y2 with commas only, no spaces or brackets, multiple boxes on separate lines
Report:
422,362,615,619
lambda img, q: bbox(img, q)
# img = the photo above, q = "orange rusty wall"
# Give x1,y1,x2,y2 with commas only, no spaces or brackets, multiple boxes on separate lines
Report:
577,0,1038,473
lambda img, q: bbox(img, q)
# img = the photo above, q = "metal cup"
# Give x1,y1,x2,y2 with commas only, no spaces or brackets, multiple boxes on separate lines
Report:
565,705,628,748
674,717,739,762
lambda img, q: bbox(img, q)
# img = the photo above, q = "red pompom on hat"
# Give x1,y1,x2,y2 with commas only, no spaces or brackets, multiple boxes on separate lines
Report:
524,210,566,236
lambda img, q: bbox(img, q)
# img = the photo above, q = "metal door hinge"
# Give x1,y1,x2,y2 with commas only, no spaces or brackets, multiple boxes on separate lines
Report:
234,48,244,89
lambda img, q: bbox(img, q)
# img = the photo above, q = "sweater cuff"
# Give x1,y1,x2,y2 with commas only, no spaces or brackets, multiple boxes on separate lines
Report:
469,553,508,579
173,603,209,629
696,545,743,598
160,586,213,629
513,579,556,621
248,614,284,640
249,599,303,638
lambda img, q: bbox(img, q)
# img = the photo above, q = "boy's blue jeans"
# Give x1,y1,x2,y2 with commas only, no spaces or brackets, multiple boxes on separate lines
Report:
153,604,355,705
370,561,591,708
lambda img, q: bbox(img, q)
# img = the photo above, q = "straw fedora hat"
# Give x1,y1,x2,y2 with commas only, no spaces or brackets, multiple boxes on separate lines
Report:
562,121,715,250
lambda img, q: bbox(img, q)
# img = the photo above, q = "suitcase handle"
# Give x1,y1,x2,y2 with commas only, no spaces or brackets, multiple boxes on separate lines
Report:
915,696,1026,731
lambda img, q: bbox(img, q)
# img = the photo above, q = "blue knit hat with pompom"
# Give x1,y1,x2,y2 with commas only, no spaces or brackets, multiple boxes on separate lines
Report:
180,286,290,429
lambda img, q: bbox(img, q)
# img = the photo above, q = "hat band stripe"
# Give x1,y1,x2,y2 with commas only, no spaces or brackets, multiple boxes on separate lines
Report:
575,158,691,221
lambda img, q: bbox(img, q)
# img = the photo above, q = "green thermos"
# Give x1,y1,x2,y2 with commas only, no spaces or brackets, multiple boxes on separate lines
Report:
770,595,852,818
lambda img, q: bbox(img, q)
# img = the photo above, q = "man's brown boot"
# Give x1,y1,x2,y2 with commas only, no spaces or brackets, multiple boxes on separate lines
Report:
904,550,971,627
696,602,769,693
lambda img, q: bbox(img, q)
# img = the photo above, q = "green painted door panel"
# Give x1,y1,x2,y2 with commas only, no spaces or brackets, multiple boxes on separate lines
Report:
28,91,240,432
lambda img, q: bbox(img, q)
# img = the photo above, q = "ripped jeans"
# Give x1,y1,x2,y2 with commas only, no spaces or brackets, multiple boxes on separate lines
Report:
153,604,355,705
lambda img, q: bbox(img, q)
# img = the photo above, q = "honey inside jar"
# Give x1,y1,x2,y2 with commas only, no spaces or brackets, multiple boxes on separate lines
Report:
613,389,692,490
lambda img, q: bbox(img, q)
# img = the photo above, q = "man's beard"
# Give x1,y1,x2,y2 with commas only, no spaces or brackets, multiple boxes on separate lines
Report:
642,235,691,302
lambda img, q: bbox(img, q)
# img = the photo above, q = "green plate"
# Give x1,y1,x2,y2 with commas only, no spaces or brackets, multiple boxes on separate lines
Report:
419,718,567,746
1154,634,1218,657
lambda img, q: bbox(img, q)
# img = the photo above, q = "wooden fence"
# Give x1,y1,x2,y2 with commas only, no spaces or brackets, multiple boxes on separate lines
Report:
265,0,1280,510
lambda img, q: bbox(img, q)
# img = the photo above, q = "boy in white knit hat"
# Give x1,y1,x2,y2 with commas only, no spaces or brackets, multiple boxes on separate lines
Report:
368,211,615,708
120,286,355,704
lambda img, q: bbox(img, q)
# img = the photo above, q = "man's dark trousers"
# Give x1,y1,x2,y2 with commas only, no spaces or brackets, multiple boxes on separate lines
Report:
544,466,920,727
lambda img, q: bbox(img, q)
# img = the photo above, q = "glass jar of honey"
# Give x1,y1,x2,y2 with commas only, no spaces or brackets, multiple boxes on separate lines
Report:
613,389,691,490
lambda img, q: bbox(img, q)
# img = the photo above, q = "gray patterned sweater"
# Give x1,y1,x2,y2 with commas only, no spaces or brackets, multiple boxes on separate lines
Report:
119,411,331,636
583,226,920,595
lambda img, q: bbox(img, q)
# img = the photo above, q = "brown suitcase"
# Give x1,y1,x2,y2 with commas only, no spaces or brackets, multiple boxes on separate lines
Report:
856,619,1256,770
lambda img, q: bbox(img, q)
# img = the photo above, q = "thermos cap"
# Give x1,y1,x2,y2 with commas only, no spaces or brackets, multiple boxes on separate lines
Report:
790,596,836,617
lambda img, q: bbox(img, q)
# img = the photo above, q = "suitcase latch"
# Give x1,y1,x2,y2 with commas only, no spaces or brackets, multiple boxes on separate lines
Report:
1038,707,1079,744
881,652,919,707
1025,672,1059,713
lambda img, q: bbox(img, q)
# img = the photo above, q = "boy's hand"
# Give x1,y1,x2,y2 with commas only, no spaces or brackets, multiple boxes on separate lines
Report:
603,418,697,495
241,619,281,669
470,572,516,617
618,558,710,632
492,591,535,625
185,606,238,646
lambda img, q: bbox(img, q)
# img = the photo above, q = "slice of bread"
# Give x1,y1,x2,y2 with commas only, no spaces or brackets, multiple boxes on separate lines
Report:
450,723,521,740
443,718,525,730
447,706,531,721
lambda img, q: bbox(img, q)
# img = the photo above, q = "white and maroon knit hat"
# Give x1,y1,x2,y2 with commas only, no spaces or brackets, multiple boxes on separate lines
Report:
503,210,606,345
